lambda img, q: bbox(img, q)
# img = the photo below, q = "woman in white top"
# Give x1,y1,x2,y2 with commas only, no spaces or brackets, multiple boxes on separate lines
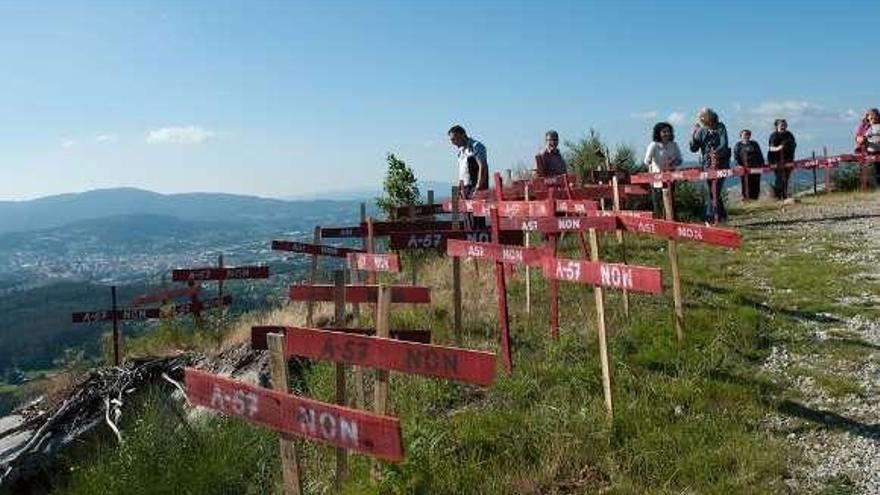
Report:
643,122,683,219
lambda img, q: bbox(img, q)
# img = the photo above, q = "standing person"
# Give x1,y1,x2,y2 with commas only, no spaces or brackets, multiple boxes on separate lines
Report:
734,129,765,201
767,119,797,202
864,108,880,181
643,122,682,219
535,130,567,177
688,108,731,221
448,125,489,228
855,109,872,152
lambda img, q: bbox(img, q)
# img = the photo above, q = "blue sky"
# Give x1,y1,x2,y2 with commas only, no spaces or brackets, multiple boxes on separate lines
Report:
1,0,876,200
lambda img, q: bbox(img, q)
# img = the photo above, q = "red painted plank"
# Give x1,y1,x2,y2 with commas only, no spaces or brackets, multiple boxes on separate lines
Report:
555,199,599,214
168,295,232,316
251,326,431,351
369,220,457,235
498,215,618,233
388,230,524,250
185,368,404,462
271,240,363,258
172,266,269,282
446,240,547,268
73,308,156,323
322,221,459,238
473,184,648,201
346,253,401,273
131,285,201,306
320,226,365,238
73,295,232,323
279,327,496,386
542,257,663,294
441,199,555,218
289,285,431,304
440,199,492,216
630,167,740,184
616,217,741,248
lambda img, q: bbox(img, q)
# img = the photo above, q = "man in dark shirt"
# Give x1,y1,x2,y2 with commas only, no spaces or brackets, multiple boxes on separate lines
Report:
767,119,796,201
535,130,568,177
734,129,765,201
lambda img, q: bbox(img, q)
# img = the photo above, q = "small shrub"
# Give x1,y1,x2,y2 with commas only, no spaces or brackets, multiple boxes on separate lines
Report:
832,163,864,191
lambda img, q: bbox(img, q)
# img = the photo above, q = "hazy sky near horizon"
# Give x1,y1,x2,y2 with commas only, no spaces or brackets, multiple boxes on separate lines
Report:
1,0,876,201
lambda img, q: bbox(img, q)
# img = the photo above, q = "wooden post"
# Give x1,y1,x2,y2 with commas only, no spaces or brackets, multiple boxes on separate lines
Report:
663,190,685,340
217,254,224,305
524,184,532,319
110,285,120,366
188,280,204,330
710,153,719,224
306,226,321,326
588,229,613,420
547,187,560,339
547,234,559,339
611,175,630,319
812,151,818,195
374,284,391,412
332,270,348,487
351,218,368,409
354,203,366,321
370,283,392,480
451,186,462,340
824,146,831,194
267,333,304,495
491,173,512,372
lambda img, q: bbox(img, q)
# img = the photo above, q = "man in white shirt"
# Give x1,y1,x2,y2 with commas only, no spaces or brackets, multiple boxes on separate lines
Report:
448,125,489,198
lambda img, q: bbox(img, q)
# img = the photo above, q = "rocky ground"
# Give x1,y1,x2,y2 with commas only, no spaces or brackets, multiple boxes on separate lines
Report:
733,193,880,494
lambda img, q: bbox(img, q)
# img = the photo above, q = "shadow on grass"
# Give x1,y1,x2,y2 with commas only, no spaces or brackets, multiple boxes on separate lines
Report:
826,337,880,352
776,400,880,440
691,282,842,324
736,213,880,229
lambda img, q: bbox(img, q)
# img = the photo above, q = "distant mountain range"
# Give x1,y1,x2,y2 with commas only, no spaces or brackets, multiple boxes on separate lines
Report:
286,180,452,201
0,188,371,235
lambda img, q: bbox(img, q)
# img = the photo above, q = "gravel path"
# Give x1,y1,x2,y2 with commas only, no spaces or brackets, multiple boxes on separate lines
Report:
733,193,880,494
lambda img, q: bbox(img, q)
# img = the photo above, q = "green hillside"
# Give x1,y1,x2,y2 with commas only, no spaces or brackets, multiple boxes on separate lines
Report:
42,192,880,494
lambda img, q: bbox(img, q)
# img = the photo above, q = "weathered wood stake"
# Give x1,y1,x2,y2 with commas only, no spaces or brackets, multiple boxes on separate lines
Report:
267,332,304,495
588,230,613,420
306,226,321,326
611,175,630,319
662,189,685,340
451,186,463,340
332,270,347,487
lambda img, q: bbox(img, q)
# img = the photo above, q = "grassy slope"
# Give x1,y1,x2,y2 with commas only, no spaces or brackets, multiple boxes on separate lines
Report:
53,192,880,495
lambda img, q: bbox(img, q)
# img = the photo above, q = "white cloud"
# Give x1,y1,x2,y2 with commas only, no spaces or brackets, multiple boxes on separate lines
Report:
146,125,215,144
94,133,118,144
60,139,75,149
747,100,851,123
630,111,658,120
667,112,685,125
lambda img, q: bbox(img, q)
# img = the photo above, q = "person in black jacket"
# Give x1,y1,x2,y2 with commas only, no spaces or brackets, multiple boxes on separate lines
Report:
767,119,796,201
734,129,765,201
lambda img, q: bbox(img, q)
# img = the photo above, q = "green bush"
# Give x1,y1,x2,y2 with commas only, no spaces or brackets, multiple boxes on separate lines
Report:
832,163,865,191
